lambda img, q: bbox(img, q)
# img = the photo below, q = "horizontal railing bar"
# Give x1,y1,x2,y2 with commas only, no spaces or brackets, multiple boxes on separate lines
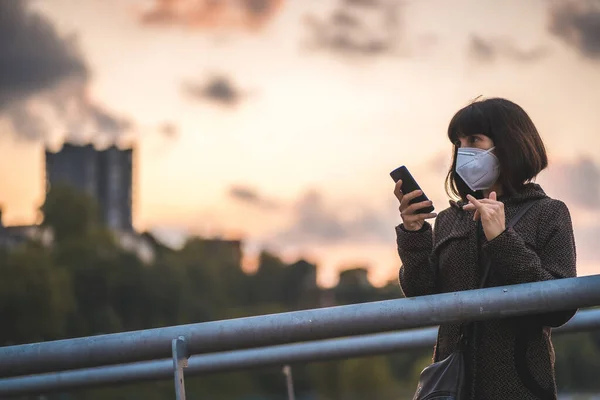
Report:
1,275,599,377
1,308,598,397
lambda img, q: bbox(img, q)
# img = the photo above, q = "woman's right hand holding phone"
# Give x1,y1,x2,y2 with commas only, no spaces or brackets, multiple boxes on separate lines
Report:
394,180,437,231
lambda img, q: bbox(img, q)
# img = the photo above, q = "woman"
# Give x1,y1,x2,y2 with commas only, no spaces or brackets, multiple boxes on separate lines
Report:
394,97,577,400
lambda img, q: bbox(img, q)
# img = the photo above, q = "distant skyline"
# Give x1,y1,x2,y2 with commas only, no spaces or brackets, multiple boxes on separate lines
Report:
0,0,599,287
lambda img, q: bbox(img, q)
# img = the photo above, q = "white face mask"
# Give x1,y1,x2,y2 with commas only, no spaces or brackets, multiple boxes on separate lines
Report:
455,147,500,191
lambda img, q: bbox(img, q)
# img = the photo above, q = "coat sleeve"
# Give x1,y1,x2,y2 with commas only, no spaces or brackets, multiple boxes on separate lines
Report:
482,200,577,326
396,219,439,298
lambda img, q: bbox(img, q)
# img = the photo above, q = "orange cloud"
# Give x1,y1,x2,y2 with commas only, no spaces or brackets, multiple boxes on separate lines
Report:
139,0,284,32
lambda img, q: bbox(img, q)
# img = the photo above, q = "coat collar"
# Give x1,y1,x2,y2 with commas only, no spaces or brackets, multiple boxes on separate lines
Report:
449,183,548,211
439,183,548,245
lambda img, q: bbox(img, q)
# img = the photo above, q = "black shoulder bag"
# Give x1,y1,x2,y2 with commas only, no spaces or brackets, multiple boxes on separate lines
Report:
412,200,537,400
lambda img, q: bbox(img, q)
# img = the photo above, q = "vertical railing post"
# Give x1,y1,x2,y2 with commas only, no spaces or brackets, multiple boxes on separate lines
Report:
172,336,189,400
282,365,296,400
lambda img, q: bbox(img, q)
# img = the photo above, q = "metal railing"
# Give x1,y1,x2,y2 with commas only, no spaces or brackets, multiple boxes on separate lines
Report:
1,275,599,398
1,307,599,397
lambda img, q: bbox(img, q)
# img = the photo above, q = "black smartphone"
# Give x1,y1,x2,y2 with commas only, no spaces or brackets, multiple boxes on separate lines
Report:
390,166,435,214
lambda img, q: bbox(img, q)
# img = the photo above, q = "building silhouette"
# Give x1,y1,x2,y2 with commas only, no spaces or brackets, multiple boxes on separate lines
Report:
45,143,134,232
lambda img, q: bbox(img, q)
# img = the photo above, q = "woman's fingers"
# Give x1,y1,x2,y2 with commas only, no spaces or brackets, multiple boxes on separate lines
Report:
400,190,423,212
472,199,501,205
464,195,502,216
393,180,404,201
464,199,500,208
464,201,501,211
466,194,483,209
394,182,437,229
421,213,437,220
403,200,433,215
404,212,437,222
403,212,437,224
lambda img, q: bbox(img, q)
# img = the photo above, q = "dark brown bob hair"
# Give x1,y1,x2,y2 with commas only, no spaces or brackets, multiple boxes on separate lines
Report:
445,97,548,201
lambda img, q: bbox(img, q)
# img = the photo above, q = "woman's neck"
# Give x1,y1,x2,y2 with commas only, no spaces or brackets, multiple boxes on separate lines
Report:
483,183,503,199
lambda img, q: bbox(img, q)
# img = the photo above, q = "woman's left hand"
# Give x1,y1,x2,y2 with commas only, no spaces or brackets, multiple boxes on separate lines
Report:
463,192,506,241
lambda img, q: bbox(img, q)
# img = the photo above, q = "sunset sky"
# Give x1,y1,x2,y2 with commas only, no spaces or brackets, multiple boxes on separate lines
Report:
0,0,599,287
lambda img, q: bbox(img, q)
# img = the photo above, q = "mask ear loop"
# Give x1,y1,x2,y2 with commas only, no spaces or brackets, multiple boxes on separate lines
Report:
457,146,495,159
483,146,500,164
482,146,496,156
470,146,498,164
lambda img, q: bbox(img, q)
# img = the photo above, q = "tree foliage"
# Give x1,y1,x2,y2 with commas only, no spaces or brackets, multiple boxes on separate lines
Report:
0,185,598,399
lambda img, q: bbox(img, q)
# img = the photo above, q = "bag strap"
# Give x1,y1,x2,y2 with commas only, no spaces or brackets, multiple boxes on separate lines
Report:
507,200,537,229
457,199,539,350
477,199,538,288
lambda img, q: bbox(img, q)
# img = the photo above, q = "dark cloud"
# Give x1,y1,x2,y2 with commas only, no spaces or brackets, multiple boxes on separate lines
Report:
89,103,132,135
540,157,600,210
0,1,87,108
331,10,361,28
3,103,46,141
284,191,347,242
244,0,278,15
229,185,280,209
548,0,600,59
183,76,244,106
0,1,130,142
158,122,179,139
139,0,283,32
272,190,394,245
469,36,495,61
303,0,402,57
469,35,548,63
343,0,385,6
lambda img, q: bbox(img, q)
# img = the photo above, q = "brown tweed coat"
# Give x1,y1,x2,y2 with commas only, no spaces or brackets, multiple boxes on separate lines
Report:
396,183,577,400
